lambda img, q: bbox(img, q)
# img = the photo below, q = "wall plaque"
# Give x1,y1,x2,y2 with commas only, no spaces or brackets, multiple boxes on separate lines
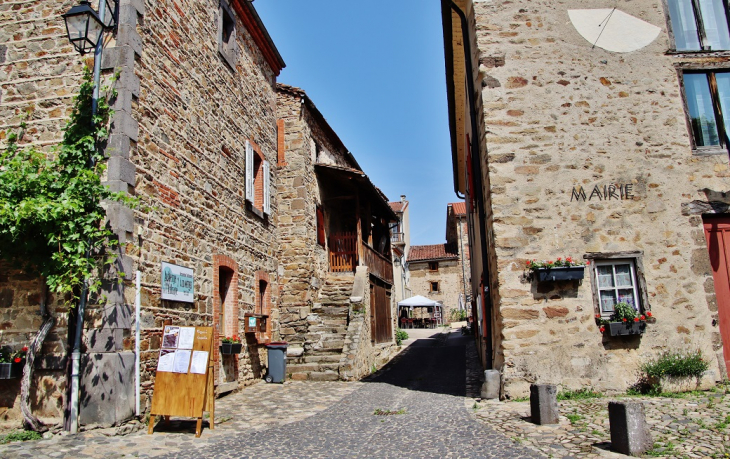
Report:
161,262,194,302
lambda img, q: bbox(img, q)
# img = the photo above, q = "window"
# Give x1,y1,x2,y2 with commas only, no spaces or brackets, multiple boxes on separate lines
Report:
667,0,730,51
682,70,730,151
316,206,326,246
594,259,641,317
429,281,440,293
245,140,271,216
428,262,439,272
218,0,238,69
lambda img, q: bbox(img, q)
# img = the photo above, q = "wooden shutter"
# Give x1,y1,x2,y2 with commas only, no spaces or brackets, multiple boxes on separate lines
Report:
263,160,271,215
245,141,254,203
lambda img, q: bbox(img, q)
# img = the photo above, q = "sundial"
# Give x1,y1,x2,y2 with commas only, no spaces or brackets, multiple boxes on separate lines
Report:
568,9,661,52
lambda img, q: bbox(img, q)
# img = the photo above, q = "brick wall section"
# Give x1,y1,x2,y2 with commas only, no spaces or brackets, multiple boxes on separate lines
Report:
468,0,726,396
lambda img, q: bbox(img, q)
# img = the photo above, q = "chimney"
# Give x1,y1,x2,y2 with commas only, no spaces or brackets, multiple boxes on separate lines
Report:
400,195,406,202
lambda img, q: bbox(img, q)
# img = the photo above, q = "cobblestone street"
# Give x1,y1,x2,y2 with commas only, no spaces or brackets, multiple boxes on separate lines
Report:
0,329,540,459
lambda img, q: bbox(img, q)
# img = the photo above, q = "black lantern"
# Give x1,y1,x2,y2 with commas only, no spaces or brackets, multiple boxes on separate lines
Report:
62,1,104,55
101,0,118,29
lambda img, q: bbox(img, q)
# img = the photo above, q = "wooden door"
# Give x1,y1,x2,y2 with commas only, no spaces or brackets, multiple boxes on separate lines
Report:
703,216,730,377
370,280,392,344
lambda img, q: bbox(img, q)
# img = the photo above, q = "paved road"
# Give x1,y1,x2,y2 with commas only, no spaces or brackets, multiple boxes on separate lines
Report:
164,330,542,459
0,329,542,458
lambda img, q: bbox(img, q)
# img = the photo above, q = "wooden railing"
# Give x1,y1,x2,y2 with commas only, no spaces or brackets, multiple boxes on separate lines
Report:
329,232,357,273
362,242,394,284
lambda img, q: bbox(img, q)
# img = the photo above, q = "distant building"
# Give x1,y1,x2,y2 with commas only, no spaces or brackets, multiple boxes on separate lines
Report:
407,202,470,322
389,196,412,304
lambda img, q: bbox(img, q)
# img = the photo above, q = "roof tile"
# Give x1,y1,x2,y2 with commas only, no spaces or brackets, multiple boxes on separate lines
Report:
408,244,458,262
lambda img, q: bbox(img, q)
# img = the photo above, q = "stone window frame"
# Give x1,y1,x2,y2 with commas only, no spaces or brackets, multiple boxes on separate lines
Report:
663,0,730,53
584,251,651,319
675,64,730,155
429,281,440,293
218,0,238,70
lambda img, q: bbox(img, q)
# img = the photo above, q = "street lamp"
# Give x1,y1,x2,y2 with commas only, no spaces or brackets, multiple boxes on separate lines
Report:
62,1,104,55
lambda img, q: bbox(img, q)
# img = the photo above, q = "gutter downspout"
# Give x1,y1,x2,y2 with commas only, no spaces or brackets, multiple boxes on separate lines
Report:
458,215,468,314
447,0,494,369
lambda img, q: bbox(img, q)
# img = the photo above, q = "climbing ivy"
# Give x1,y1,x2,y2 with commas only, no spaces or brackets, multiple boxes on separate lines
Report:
0,68,133,305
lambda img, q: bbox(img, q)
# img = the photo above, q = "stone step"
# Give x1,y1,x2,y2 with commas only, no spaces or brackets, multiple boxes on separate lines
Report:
308,326,347,335
287,362,340,373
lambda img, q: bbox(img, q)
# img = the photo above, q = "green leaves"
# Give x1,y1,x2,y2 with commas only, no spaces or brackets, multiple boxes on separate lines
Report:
0,67,133,306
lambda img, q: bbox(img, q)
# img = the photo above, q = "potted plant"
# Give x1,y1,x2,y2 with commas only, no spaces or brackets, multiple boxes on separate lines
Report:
220,336,242,355
596,302,649,336
0,345,28,379
526,257,587,281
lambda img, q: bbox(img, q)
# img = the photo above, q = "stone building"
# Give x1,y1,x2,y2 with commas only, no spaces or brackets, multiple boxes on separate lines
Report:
407,202,471,323
389,196,412,304
0,0,284,428
276,83,398,381
442,0,728,397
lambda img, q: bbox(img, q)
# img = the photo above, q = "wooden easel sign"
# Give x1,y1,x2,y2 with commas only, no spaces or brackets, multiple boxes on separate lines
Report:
148,326,215,437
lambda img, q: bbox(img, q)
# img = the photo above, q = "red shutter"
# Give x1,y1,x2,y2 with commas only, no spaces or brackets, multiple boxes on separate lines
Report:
317,207,325,246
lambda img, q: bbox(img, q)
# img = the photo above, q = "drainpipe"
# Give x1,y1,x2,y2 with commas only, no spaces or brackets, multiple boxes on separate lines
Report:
458,215,468,315
447,0,494,369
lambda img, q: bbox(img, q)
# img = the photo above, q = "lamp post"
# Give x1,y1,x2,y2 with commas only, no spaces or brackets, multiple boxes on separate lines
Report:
62,0,118,434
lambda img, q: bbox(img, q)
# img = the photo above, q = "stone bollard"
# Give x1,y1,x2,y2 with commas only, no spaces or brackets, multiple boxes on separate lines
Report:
608,401,653,456
480,370,500,399
530,384,558,425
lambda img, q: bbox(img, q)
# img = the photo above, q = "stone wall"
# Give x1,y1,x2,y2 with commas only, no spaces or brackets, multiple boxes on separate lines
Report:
130,0,281,406
471,0,726,396
0,0,283,426
275,88,334,350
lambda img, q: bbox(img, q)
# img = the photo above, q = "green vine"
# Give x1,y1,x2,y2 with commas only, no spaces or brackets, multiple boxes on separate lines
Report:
0,68,134,305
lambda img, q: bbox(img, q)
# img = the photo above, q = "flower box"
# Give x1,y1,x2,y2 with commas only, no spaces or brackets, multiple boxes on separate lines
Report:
220,343,243,355
0,362,20,379
608,321,645,336
533,266,585,282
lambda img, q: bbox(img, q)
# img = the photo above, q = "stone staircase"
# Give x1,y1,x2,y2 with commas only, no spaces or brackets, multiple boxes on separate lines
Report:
286,273,353,381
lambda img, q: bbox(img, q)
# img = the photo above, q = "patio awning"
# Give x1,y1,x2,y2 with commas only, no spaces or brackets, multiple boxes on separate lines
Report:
398,295,441,308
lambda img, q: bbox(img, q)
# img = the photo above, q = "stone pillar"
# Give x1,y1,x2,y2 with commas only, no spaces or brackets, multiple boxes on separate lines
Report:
529,383,558,425
480,369,500,399
608,401,653,456
78,0,145,427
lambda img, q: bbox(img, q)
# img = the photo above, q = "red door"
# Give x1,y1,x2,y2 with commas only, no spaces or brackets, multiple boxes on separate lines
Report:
703,216,730,377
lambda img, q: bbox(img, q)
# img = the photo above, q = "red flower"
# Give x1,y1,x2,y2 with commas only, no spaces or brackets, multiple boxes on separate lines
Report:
599,326,605,333
14,357,21,363
21,346,28,352
622,318,627,322
586,260,590,265
595,314,600,319
646,311,652,317
557,257,562,261
634,317,639,322
526,261,530,266
640,315,645,320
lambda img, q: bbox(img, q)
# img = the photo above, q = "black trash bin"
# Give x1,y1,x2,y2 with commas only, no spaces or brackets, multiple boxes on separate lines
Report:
265,342,288,383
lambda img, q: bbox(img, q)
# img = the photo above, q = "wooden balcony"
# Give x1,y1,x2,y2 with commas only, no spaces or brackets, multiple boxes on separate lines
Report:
362,242,393,284
329,232,357,273
391,232,405,245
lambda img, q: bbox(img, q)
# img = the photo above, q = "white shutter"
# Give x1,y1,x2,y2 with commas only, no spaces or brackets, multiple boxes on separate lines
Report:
263,160,271,214
245,140,254,203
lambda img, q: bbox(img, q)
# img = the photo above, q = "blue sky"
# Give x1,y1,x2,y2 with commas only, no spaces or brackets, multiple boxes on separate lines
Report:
254,1,457,246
